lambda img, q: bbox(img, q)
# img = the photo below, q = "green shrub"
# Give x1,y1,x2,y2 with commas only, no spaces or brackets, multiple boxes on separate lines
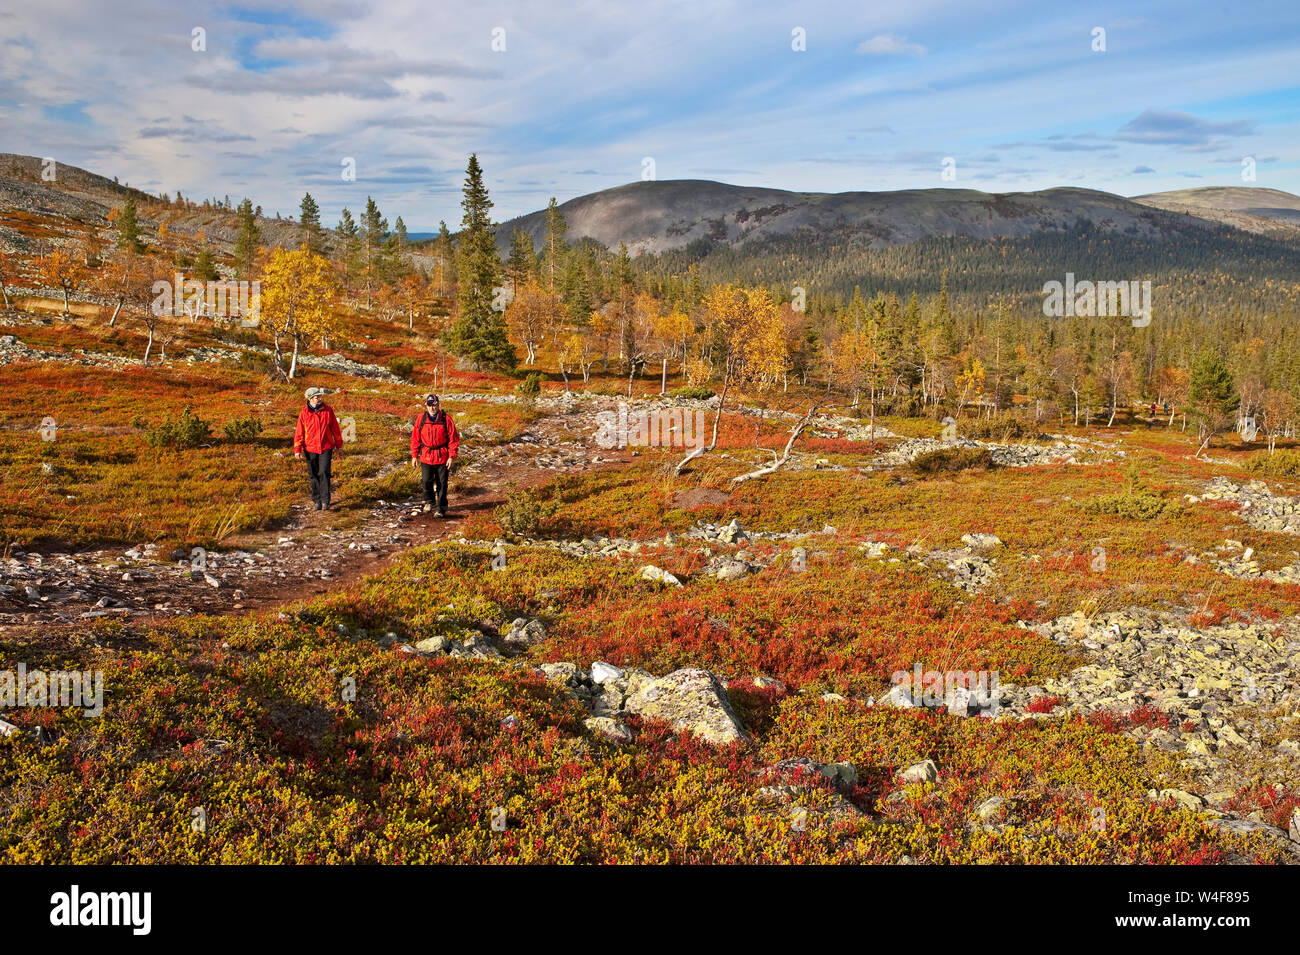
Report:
669,384,715,400
223,416,264,443
1081,492,1180,520
495,484,556,540
389,356,417,380
909,447,994,476
961,415,1040,441
1080,463,1181,520
1245,449,1300,477
236,350,271,375
516,373,542,410
146,406,212,450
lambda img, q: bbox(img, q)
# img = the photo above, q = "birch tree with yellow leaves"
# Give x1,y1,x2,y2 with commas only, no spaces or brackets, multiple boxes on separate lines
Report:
260,245,339,379
677,284,788,474
506,278,562,366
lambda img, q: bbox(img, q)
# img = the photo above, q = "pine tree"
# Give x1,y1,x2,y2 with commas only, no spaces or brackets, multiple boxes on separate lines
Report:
299,193,323,253
233,198,260,279
446,154,514,371
542,197,568,292
116,197,143,253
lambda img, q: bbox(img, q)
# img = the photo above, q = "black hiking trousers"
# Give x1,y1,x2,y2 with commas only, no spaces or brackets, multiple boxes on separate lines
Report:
306,449,333,506
421,462,448,514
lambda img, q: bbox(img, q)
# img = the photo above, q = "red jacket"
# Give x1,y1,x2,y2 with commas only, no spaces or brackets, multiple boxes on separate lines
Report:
294,403,344,454
410,409,459,465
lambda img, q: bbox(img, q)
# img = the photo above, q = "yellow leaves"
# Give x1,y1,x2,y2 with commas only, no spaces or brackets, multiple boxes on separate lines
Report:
504,277,562,346
37,248,87,291
652,309,693,350
701,283,787,387
259,244,339,340
957,357,986,393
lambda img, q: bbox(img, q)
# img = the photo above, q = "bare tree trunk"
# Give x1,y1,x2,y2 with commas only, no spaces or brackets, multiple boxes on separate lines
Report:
110,298,123,327
676,371,729,475
661,357,667,396
289,334,300,379
143,325,154,364
731,401,822,485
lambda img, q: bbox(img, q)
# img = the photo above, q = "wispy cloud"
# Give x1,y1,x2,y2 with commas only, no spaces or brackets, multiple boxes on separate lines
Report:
856,34,927,56
1115,109,1256,150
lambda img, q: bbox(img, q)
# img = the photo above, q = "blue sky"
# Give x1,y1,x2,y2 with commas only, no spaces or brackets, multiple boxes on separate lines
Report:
1,0,1296,231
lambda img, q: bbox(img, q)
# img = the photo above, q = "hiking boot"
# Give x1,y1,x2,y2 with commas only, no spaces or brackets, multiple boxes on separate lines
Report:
422,502,432,513
438,509,448,518
314,501,323,511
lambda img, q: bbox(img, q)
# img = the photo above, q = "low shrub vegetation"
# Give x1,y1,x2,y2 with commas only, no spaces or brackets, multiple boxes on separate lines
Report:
909,446,995,476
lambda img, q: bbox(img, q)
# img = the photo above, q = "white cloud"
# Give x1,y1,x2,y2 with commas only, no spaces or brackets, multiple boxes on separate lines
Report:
856,34,927,56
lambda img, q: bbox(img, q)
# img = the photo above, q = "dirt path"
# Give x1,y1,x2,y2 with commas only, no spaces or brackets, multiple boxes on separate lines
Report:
1,400,618,629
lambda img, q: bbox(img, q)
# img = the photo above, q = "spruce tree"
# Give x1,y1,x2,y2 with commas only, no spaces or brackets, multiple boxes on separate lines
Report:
299,193,323,253
1188,349,1239,445
233,198,260,279
194,246,219,281
506,227,536,289
447,154,514,371
336,208,361,283
435,220,454,296
116,197,143,253
563,256,590,327
361,196,388,307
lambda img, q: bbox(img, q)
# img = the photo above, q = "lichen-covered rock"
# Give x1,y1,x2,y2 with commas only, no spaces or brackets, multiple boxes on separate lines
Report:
624,668,749,745
501,617,547,649
584,716,634,743
899,759,938,784
415,635,454,655
640,565,682,586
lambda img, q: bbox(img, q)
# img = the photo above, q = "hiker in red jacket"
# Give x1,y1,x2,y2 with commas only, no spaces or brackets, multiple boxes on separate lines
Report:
410,393,460,516
294,386,344,510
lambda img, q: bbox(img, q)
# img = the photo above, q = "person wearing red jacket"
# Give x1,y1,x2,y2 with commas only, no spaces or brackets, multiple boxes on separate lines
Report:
294,387,344,510
410,393,460,516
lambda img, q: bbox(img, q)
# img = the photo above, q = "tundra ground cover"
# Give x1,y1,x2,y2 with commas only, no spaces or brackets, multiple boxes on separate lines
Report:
485,445,1300,624
0,557,1284,864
